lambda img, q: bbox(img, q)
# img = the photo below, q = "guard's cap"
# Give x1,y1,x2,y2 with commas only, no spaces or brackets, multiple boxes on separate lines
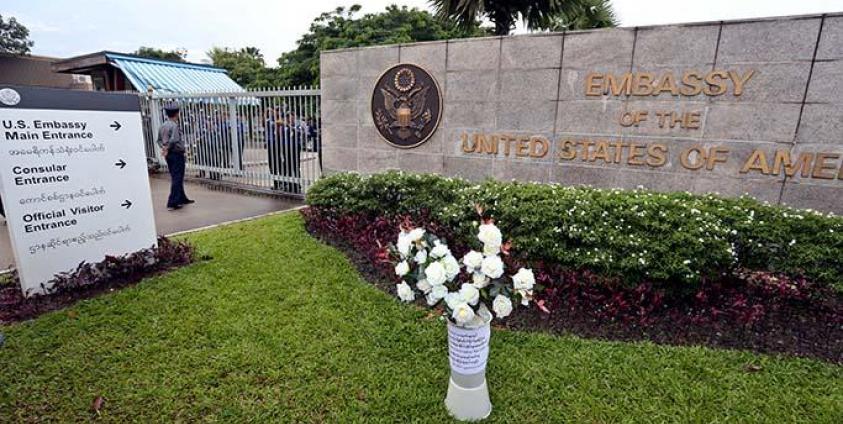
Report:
163,102,180,113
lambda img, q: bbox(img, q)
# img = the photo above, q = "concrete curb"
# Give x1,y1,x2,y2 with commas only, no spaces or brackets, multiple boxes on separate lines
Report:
149,173,305,201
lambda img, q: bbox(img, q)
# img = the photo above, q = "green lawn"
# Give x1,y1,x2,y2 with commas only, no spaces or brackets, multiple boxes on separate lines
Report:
1,212,840,423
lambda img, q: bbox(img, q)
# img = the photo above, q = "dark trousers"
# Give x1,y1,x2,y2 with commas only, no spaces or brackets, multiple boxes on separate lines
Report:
281,143,301,194
0,195,4,217
166,151,190,208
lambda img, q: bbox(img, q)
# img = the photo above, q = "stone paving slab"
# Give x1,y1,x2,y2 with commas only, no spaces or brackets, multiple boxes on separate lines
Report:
0,177,302,270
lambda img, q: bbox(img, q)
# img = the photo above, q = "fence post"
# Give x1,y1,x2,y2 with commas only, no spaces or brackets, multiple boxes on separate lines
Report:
228,97,242,172
148,94,164,165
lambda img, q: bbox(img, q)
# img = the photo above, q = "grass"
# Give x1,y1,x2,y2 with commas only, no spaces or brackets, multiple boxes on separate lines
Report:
1,212,840,423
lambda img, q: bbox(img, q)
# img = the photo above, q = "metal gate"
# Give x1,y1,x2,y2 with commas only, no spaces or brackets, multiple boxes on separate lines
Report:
140,87,322,197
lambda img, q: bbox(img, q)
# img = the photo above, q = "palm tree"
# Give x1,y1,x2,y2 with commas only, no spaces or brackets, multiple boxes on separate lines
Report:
548,0,616,31
430,0,617,36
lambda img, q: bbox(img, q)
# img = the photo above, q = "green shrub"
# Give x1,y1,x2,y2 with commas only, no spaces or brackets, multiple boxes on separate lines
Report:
307,171,843,292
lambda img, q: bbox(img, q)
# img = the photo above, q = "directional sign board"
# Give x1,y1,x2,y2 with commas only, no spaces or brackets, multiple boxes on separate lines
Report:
0,85,157,296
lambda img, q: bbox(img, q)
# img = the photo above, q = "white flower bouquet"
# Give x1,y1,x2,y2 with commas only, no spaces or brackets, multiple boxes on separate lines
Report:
390,216,535,326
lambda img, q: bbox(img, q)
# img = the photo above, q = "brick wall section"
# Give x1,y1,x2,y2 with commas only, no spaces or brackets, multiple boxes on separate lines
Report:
320,13,843,214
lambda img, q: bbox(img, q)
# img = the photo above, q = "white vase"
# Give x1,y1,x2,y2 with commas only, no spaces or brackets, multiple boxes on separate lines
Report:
445,306,493,421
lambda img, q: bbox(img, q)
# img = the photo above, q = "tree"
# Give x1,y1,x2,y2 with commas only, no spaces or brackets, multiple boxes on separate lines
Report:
133,46,187,62
276,4,487,87
431,0,617,36
207,46,278,88
548,0,617,31
0,15,34,55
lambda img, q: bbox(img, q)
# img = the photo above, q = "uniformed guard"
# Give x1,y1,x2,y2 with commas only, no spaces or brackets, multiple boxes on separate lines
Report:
158,102,194,210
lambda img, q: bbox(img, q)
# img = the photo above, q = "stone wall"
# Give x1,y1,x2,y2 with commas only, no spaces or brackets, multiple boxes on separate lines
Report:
320,13,843,214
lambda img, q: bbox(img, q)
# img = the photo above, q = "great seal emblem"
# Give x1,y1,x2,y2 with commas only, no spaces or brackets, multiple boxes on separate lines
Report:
0,88,21,106
371,64,442,149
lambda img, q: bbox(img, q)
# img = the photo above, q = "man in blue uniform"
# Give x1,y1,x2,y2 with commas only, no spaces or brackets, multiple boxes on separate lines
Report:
158,103,194,210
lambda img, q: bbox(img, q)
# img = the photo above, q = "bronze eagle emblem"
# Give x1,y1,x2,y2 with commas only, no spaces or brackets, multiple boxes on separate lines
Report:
375,68,433,140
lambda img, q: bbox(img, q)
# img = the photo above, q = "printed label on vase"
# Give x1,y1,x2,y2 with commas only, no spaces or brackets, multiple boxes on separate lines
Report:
448,323,490,375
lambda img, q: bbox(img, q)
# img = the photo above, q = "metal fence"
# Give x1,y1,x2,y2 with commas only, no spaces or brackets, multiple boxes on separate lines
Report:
140,87,322,197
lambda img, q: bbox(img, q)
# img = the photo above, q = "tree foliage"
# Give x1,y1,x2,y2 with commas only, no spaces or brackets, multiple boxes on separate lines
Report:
548,0,617,31
203,2,615,89
133,46,187,62
0,15,34,55
275,4,488,87
432,0,617,35
207,46,277,88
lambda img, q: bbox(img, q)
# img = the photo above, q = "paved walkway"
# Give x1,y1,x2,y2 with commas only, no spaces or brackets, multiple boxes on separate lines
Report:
0,177,302,270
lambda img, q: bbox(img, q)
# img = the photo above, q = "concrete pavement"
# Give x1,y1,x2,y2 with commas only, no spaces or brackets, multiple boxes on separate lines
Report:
0,176,302,270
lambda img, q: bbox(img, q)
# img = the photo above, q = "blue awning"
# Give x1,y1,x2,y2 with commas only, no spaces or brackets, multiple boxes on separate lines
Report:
106,53,244,94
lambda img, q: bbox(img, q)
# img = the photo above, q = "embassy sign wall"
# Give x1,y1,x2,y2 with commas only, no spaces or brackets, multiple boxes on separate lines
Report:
0,85,157,296
320,13,843,214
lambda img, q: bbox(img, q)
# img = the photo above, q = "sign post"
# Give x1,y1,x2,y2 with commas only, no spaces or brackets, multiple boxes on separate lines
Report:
0,85,157,296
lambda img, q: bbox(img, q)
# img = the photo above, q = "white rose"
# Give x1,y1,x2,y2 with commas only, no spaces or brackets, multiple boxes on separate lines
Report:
408,228,425,242
396,281,415,302
416,279,432,293
459,283,480,306
483,243,501,256
477,223,502,247
471,272,490,289
492,295,513,318
445,292,463,310
431,284,448,301
397,237,411,258
451,303,476,325
426,292,440,306
481,255,504,279
394,260,410,277
462,250,483,270
442,255,460,281
512,268,535,291
414,249,428,264
424,261,447,286
397,230,409,245
430,242,451,259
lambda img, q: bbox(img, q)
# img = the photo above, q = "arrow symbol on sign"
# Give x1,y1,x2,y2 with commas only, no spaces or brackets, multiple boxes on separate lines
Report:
110,121,122,131
115,159,127,169
121,200,133,209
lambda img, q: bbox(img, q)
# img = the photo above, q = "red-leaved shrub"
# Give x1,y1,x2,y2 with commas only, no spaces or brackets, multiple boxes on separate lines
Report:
303,207,843,362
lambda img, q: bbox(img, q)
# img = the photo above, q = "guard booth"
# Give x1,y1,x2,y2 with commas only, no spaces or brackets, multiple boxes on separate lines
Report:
52,51,242,93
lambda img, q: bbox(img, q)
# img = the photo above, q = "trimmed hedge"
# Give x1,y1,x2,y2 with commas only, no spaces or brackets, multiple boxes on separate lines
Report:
307,171,843,292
